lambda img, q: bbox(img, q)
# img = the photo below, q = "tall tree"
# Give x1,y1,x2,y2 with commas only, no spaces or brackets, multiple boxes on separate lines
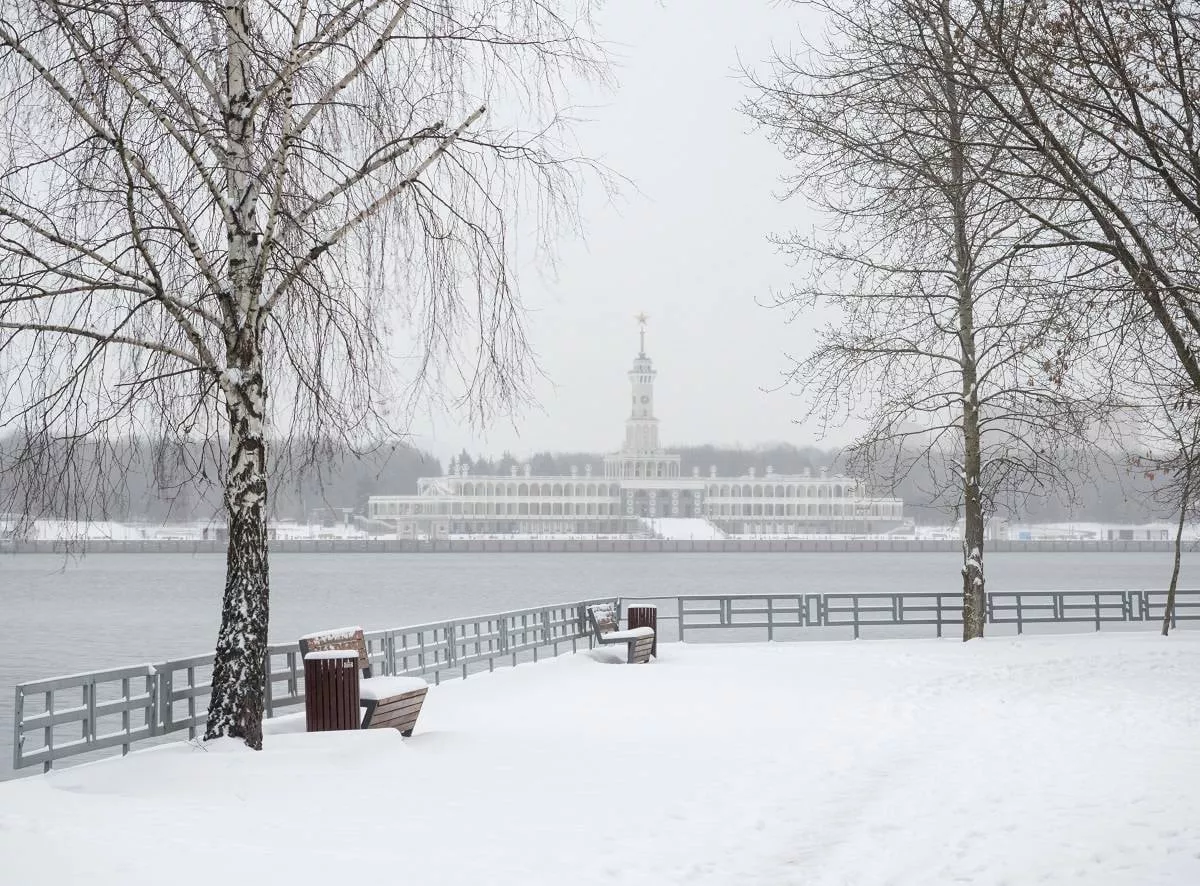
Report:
745,0,1100,638
0,0,604,746
1156,421,1197,636
1121,347,1200,636
955,0,1200,402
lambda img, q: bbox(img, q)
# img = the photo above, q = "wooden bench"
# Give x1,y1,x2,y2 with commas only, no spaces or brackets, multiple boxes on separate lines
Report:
298,627,429,735
587,604,655,663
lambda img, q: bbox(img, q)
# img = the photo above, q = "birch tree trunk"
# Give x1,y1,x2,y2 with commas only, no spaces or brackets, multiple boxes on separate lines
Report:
204,0,271,745
205,364,270,747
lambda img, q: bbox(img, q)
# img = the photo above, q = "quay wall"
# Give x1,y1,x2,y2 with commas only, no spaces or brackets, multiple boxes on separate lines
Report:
0,538,1188,554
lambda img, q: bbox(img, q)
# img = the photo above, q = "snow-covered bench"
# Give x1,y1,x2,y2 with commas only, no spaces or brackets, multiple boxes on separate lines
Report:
587,604,655,663
298,627,429,735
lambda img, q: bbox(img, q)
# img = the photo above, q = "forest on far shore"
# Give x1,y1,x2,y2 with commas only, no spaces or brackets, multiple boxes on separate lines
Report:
2,436,1169,528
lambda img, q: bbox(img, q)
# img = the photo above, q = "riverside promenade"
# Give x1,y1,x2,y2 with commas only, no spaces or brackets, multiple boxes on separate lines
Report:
3,627,1199,886
11,588,1198,774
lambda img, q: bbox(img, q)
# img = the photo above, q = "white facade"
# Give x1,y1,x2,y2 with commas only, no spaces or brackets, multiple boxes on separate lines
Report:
368,323,903,537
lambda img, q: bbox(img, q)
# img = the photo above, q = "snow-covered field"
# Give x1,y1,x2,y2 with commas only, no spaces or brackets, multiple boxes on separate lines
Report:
2,635,1198,885
0,516,367,541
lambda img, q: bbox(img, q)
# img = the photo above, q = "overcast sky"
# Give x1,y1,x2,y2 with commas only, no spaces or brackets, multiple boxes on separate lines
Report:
410,1,836,461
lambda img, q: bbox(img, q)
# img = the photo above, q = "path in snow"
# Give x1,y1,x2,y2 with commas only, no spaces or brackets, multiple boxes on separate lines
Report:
1,635,1198,885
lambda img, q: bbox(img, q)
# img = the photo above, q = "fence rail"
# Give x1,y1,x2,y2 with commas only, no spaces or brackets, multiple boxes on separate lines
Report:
655,589,1200,642
13,589,1199,774
13,597,617,773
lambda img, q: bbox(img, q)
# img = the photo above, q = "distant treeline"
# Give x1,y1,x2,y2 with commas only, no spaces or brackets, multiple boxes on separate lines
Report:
0,434,443,525
0,435,1171,526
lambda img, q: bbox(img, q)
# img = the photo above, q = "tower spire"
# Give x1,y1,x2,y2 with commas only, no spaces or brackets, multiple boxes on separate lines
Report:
625,314,658,453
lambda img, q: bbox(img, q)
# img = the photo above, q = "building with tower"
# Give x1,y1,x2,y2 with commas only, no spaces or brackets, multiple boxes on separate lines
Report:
367,319,904,538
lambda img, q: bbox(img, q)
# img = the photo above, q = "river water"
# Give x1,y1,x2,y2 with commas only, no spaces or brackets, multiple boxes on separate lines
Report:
3,550,1195,777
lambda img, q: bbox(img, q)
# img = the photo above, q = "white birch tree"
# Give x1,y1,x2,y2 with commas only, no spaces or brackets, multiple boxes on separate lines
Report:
0,0,604,747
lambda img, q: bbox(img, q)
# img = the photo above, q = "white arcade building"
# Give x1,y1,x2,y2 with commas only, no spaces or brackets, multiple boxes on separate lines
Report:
367,321,904,538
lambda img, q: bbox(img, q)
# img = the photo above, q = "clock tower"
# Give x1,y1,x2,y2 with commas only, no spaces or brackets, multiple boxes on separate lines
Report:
625,314,659,453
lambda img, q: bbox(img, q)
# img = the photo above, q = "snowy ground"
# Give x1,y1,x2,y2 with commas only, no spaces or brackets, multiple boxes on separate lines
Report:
641,516,728,539
2,635,1198,885
1002,521,1200,541
0,517,368,541
15,515,1199,543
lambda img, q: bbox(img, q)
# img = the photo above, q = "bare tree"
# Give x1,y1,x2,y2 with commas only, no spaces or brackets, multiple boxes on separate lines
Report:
1157,427,1196,636
942,0,1200,633
1120,351,1200,636
745,0,1105,638
954,0,1200,401
0,0,605,746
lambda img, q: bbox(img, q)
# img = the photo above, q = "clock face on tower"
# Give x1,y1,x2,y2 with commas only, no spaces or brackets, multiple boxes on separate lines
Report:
640,395,649,403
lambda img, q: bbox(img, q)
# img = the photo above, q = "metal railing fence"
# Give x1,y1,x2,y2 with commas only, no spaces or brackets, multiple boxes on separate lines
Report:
13,598,616,773
13,589,1199,774
616,588,1200,642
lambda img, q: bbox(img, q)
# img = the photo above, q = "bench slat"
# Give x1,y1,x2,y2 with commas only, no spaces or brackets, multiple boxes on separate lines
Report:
369,712,420,734
367,696,426,717
362,689,427,735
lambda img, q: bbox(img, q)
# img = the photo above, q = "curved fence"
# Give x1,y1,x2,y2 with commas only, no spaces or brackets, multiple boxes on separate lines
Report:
12,589,1198,774
12,598,616,774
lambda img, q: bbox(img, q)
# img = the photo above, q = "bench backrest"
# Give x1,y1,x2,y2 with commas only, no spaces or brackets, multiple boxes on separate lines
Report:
587,604,619,636
298,626,372,677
